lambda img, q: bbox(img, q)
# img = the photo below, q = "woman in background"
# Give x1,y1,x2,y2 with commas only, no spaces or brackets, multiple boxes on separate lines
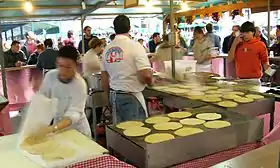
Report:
27,43,45,65
82,38,103,76
192,26,214,72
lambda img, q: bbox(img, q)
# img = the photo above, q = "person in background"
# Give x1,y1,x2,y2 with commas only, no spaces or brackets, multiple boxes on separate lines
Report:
82,38,103,76
101,15,152,124
138,38,149,53
176,28,188,55
222,25,240,54
22,32,37,60
26,46,91,140
255,26,268,48
27,43,45,65
151,34,184,72
192,26,214,72
4,40,26,68
64,30,75,47
205,23,221,49
229,21,269,84
148,32,161,53
37,39,58,71
78,26,97,54
270,25,280,56
109,34,116,43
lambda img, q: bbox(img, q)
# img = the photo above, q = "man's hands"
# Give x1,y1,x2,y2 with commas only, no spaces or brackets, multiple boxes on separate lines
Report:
15,61,24,67
232,36,243,47
24,126,54,145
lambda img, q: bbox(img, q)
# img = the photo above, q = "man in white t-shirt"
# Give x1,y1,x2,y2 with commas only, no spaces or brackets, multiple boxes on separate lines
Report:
101,15,153,124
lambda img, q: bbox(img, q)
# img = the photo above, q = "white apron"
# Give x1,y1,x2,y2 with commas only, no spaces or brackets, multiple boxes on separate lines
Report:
132,92,148,117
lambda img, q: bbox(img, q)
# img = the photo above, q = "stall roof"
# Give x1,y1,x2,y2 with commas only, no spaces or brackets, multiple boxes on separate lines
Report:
0,0,112,22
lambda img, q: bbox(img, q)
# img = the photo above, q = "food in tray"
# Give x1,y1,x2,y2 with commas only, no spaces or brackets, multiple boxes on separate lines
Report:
217,101,238,108
145,116,171,124
187,95,204,100
176,85,197,89
204,86,219,90
196,113,222,121
226,91,245,96
162,88,189,95
167,111,192,119
204,120,231,129
152,86,169,90
188,91,205,96
205,94,222,98
245,94,264,100
174,128,204,137
145,133,175,144
233,97,254,103
180,118,206,126
153,122,183,131
222,94,242,100
123,127,151,137
116,121,144,129
202,97,222,103
205,90,222,94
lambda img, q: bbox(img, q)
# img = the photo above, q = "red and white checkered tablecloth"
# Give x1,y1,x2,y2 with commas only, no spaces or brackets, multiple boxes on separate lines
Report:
174,142,264,168
66,155,136,168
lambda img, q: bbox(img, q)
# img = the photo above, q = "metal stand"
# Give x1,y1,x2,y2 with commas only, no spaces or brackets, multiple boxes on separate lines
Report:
0,24,8,98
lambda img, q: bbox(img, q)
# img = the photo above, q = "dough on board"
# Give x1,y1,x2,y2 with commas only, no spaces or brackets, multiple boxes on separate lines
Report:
145,116,171,124
153,122,183,131
167,111,192,119
123,127,151,137
204,120,231,129
196,113,222,120
180,118,206,126
116,121,144,129
174,128,204,137
145,133,175,144
41,145,76,162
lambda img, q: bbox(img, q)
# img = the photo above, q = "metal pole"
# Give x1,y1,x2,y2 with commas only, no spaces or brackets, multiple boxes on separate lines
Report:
163,14,166,35
170,0,176,80
81,15,86,55
267,0,271,47
0,24,8,98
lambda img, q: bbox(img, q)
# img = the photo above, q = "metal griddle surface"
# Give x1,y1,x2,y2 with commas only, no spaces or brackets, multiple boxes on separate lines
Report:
108,105,258,148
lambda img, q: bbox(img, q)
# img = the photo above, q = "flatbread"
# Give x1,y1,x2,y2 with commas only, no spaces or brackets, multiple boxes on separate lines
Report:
205,86,219,90
187,95,204,100
245,94,264,100
222,94,241,100
123,127,151,137
21,140,60,155
218,101,238,108
205,90,222,94
217,88,233,92
180,118,206,126
234,97,254,103
152,86,169,90
41,145,76,161
145,133,175,144
174,128,204,137
196,113,222,120
145,116,171,124
116,121,144,130
227,91,245,96
202,97,222,103
153,122,183,131
188,91,205,96
205,94,222,98
167,112,192,119
204,120,231,129
163,88,188,95
177,85,196,89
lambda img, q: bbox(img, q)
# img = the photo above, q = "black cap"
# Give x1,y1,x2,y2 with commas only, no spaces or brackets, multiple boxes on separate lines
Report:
240,21,256,33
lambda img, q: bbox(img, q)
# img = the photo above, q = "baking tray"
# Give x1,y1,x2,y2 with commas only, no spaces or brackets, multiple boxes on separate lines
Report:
106,106,263,168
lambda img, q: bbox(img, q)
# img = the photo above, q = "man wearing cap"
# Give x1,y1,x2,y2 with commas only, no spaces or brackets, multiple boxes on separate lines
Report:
228,21,270,84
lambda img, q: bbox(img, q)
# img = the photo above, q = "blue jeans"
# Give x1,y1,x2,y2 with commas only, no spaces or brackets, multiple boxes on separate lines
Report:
109,90,146,124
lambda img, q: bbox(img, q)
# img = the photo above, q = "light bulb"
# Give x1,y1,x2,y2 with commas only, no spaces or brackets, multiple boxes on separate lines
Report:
23,1,33,13
180,2,189,11
145,0,153,10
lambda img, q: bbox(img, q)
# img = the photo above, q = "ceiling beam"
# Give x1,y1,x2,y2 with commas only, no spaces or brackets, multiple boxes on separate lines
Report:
0,5,97,10
104,4,180,8
80,0,113,17
0,14,80,20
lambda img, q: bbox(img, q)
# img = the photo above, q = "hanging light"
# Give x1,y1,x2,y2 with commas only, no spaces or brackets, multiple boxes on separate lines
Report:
180,1,189,11
145,0,154,9
23,0,33,13
81,0,86,10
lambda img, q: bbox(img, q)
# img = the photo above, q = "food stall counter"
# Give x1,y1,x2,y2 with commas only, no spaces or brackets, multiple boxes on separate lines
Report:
0,129,108,168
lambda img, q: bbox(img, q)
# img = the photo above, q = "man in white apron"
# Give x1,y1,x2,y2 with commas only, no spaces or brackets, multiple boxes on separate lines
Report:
101,15,153,124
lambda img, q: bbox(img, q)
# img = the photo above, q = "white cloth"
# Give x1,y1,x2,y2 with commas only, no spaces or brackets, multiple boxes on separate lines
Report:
101,35,151,113
196,64,212,72
132,92,148,117
82,49,101,76
39,69,91,138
